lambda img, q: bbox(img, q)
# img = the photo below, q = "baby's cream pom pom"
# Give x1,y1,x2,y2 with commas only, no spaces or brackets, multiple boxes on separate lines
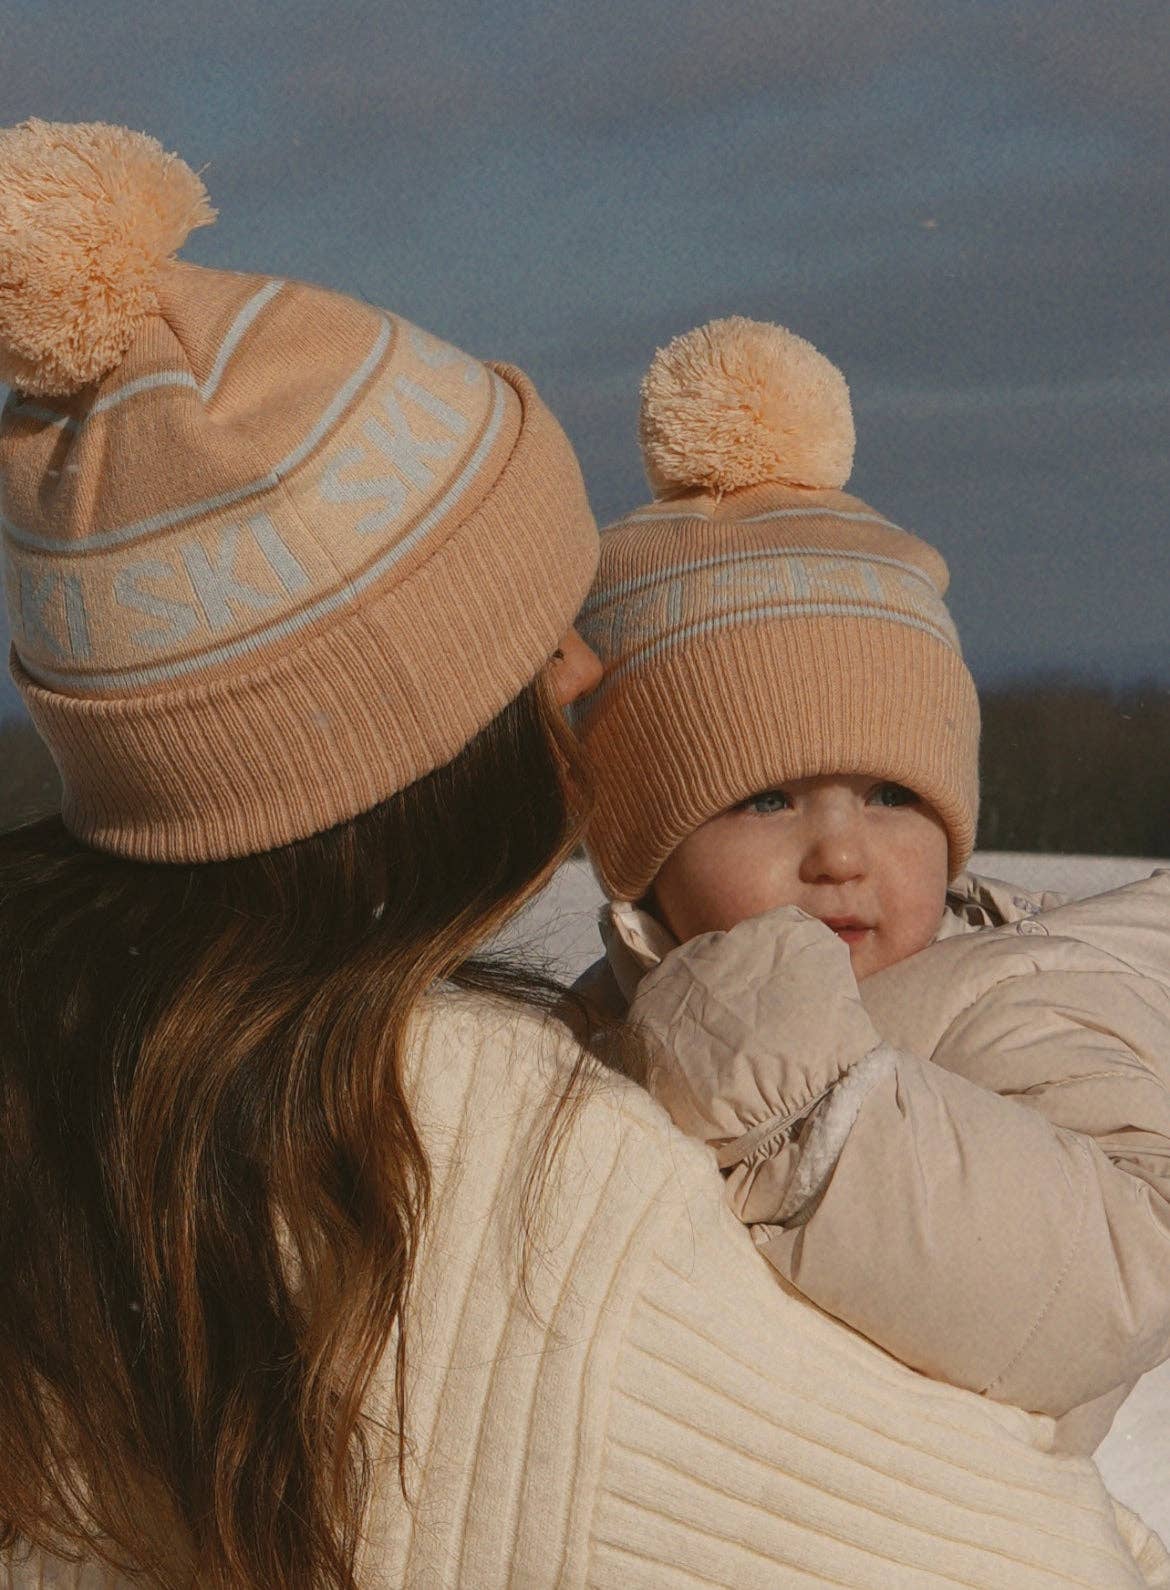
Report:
0,119,215,397
639,316,855,497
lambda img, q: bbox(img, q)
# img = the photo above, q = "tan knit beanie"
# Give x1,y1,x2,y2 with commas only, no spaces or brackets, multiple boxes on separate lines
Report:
577,316,980,900
0,120,597,862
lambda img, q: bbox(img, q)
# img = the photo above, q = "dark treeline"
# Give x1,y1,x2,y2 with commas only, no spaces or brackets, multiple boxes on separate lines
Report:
2,681,1169,855
976,678,1170,856
1,718,61,831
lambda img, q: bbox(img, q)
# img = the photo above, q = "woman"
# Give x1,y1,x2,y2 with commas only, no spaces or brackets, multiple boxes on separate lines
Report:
0,119,1163,1588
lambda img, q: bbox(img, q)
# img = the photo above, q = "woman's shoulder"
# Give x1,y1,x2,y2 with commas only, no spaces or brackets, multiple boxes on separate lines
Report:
408,984,716,1177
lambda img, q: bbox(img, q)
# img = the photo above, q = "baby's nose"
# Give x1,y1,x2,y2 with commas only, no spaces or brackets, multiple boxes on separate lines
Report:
799,822,866,883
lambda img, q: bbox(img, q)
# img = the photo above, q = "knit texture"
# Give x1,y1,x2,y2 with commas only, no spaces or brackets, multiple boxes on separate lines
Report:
577,318,980,901
3,993,1159,1586
0,122,597,860
578,480,980,899
0,119,216,396
639,315,855,496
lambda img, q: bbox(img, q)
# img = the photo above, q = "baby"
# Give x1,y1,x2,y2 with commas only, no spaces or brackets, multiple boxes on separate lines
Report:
574,317,1170,1460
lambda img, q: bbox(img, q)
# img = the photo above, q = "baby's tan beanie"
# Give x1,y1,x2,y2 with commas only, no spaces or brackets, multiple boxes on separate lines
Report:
576,317,980,901
0,120,597,861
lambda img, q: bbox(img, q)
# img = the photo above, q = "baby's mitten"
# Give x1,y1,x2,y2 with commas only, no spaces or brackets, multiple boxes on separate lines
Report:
631,905,891,1224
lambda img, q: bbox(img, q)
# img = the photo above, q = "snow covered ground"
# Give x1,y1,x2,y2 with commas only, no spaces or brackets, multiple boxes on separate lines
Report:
500,851,1170,1545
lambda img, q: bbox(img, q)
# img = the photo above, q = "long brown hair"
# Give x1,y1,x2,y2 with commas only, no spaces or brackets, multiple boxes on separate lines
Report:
0,675,624,1588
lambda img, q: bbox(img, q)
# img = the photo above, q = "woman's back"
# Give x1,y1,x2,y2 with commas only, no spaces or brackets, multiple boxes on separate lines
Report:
5,987,1163,1586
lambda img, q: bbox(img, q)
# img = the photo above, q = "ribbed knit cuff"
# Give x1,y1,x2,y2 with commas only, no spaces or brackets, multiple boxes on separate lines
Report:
583,618,979,899
18,366,598,861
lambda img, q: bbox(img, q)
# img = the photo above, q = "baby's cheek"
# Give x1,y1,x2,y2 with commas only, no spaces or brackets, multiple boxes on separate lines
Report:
889,830,949,953
655,816,804,939
699,870,789,932
719,844,803,926
682,846,796,934
897,883,950,959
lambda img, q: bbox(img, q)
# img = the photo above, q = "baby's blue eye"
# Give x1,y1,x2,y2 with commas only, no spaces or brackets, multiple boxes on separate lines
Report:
869,782,919,808
741,789,792,815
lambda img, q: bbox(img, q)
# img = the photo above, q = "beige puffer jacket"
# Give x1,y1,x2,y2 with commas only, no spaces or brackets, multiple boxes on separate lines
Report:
583,871,1170,1456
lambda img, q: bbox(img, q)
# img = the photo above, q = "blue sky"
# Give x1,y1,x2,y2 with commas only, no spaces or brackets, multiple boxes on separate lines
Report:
2,0,1168,723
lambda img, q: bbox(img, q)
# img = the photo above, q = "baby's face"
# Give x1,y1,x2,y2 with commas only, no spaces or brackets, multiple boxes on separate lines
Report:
651,774,950,980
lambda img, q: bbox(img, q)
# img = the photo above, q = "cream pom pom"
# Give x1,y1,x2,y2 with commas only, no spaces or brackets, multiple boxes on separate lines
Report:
638,316,855,497
0,118,215,397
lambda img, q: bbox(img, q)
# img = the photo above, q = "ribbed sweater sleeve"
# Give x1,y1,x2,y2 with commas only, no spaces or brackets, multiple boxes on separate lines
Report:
589,1148,1155,1589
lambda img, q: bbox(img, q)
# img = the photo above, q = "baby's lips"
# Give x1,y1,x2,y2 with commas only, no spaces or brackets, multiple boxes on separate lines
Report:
819,917,874,944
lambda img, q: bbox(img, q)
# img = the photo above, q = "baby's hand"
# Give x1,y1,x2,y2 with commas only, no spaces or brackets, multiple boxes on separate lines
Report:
631,905,882,1203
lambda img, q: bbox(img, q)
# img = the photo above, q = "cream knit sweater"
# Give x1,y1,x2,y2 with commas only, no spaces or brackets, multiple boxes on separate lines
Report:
6,991,1165,1587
